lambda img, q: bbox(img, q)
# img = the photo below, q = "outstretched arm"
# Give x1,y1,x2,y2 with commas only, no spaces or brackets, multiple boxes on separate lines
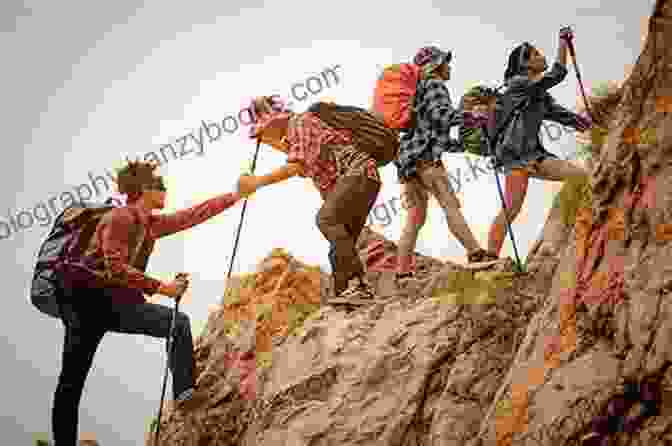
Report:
255,163,304,188
150,192,241,238
526,37,570,96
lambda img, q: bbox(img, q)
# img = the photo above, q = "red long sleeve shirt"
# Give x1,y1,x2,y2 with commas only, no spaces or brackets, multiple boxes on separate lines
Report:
81,192,240,303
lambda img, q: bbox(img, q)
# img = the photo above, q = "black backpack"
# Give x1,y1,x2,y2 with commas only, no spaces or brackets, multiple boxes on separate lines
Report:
306,102,400,167
30,201,117,318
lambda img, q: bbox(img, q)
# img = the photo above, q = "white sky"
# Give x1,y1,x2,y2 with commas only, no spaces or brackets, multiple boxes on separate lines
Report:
0,0,654,444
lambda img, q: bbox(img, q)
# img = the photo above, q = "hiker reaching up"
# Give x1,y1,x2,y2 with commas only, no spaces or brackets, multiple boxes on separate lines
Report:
51,160,241,446
484,27,593,257
237,96,383,302
393,46,495,282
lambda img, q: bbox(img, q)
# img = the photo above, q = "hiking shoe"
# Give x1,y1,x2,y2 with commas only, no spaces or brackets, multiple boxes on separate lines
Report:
338,276,375,301
174,387,209,413
467,249,499,263
395,271,415,280
395,271,416,285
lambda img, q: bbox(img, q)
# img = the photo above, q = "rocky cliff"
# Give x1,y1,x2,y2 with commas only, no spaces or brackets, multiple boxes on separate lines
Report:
147,2,672,444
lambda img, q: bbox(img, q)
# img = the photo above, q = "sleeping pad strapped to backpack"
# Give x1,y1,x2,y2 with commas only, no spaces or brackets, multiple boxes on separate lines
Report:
306,101,400,168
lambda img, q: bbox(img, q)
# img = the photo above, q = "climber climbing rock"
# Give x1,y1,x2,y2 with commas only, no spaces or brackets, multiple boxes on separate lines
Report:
50,160,242,446
387,46,495,284
238,96,383,304
485,28,593,259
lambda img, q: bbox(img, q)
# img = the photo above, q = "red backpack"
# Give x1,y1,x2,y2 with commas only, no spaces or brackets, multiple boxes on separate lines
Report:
372,63,421,130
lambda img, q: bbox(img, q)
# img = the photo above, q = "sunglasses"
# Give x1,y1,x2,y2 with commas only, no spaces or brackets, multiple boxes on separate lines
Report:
146,177,166,192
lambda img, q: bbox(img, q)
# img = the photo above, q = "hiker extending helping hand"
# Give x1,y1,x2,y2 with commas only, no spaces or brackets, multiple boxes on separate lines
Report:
51,160,241,445
463,27,592,258
392,46,495,282
237,96,386,301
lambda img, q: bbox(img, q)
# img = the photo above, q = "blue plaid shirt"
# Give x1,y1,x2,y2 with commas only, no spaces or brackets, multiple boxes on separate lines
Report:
394,78,464,181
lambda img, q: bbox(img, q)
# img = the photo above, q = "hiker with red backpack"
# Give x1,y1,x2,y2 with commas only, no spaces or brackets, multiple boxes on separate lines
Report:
237,96,399,302
46,160,241,445
373,46,495,283
466,28,592,258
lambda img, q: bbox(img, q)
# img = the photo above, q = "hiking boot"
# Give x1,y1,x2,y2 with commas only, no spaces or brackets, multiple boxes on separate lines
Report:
337,276,375,301
467,249,499,263
174,387,209,414
395,271,415,284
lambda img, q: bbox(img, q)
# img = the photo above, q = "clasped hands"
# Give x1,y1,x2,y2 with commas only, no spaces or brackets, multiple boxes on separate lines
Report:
237,174,260,198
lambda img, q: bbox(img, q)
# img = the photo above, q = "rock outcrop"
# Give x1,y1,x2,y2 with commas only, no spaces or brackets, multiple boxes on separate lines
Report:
148,225,552,446
148,2,672,444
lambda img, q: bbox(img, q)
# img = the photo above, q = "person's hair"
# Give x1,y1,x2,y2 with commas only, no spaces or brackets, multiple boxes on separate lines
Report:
504,43,532,81
251,95,288,118
251,96,274,117
115,160,160,198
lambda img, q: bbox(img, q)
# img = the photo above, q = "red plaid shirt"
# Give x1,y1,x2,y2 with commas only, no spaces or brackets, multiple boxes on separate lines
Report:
286,112,380,198
80,193,240,302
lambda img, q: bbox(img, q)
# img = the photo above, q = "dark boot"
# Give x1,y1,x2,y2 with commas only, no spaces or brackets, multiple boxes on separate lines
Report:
337,276,375,300
467,248,499,263
174,387,209,413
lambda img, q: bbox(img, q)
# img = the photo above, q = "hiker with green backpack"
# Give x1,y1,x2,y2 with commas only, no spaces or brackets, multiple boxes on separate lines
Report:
460,28,592,258
40,160,242,446
237,96,399,302
372,46,496,283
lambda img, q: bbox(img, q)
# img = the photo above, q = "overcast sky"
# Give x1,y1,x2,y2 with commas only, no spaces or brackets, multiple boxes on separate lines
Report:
0,0,655,444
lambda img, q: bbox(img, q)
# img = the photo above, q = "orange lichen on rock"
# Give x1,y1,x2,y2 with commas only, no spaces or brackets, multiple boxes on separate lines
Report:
574,207,594,259
656,223,672,241
656,95,672,113
220,249,323,353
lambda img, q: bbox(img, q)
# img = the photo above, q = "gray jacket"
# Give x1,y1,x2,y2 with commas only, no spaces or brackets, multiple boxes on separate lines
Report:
493,61,586,172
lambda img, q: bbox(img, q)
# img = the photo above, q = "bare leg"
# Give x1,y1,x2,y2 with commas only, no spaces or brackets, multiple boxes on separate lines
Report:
397,178,429,274
527,158,588,182
419,165,482,255
488,168,530,256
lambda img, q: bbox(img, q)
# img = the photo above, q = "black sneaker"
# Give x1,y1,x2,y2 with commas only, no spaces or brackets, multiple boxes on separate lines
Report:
395,271,416,285
174,387,209,413
467,249,499,263
337,276,375,301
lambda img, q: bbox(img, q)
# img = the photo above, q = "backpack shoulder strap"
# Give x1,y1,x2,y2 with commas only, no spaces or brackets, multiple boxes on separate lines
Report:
68,206,115,258
408,78,425,131
125,206,145,253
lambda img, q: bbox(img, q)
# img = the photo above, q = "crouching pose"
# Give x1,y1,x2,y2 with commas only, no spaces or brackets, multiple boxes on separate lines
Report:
395,46,494,282
238,96,382,301
52,160,241,445
464,28,592,257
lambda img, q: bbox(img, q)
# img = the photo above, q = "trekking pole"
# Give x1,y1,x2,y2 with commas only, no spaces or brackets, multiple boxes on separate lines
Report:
224,139,262,286
153,272,189,445
480,123,524,273
564,34,596,122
